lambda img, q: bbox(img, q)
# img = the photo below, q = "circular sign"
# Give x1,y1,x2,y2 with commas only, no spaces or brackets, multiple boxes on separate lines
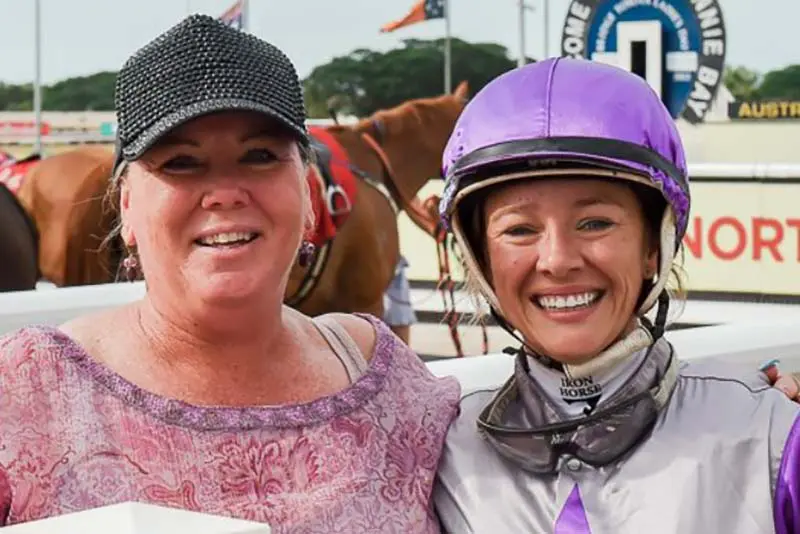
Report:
560,0,727,124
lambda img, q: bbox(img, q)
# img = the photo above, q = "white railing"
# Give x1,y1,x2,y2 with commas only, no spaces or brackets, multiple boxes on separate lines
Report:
686,162,800,178
3,282,800,391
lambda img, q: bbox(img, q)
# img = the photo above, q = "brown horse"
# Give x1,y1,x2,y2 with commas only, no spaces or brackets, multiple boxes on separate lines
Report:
15,83,469,319
16,146,117,287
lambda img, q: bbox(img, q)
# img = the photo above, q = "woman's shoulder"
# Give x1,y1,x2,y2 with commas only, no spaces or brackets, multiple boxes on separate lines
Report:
0,307,123,380
678,357,777,394
323,312,460,384
672,357,799,441
0,324,82,391
0,324,69,359
321,312,379,362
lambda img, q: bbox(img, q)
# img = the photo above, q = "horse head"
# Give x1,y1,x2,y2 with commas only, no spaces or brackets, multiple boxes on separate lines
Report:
356,81,470,205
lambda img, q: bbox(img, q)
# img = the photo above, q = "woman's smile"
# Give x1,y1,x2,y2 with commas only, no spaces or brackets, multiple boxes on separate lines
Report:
530,288,605,324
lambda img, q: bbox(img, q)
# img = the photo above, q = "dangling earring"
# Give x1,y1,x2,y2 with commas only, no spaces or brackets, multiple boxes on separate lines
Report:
122,253,139,282
297,240,316,268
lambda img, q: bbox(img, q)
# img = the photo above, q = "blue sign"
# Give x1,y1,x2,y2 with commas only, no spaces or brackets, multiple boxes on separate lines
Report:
99,122,117,137
560,0,727,124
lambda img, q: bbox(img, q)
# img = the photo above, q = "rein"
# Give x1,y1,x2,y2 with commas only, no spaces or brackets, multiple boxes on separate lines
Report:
363,117,488,358
360,120,439,237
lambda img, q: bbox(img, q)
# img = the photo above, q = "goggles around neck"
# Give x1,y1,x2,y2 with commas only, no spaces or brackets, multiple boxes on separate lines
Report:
476,338,679,474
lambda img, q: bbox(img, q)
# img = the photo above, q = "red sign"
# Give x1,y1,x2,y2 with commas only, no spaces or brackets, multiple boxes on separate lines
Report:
683,216,800,263
0,121,51,135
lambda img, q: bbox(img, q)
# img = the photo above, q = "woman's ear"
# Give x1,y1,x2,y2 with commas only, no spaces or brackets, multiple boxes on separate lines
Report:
644,248,658,279
119,176,136,247
302,164,316,233
643,216,660,279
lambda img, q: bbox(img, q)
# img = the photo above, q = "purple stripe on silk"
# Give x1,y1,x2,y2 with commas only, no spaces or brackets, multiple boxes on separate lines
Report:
775,413,800,534
554,484,592,534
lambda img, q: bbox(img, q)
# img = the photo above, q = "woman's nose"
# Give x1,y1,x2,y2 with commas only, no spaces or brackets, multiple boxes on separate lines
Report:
536,227,583,277
201,184,249,210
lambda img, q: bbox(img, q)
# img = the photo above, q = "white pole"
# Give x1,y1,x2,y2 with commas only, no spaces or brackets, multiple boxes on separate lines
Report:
517,0,526,67
444,0,452,93
33,0,42,155
242,0,250,32
543,0,550,58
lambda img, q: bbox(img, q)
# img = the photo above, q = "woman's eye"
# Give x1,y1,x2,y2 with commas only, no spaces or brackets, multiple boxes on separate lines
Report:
504,225,535,237
161,155,200,172
579,219,613,231
242,148,277,164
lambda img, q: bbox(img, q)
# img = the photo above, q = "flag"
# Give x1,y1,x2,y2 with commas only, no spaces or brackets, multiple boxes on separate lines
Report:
218,0,243,29
380,0,445,33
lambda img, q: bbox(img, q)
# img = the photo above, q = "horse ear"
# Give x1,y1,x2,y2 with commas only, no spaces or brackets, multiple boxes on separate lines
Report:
453,80,470,100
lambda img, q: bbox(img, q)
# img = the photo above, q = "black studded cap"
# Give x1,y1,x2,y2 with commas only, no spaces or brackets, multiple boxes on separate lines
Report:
113,14,309,171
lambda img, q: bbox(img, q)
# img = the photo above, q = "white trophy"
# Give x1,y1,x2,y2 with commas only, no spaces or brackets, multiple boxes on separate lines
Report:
3,502,272,534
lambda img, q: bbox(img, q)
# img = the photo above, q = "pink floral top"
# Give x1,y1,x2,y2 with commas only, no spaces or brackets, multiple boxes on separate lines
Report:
0,314,460,532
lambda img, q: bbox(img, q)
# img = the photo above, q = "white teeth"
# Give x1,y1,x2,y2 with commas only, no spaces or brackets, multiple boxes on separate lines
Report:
537,291,600,311
197,232,256,246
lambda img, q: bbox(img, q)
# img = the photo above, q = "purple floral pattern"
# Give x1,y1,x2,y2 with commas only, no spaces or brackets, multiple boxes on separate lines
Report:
0,315,460,532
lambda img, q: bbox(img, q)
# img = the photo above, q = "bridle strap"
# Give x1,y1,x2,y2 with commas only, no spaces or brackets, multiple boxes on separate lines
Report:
360,120,440,237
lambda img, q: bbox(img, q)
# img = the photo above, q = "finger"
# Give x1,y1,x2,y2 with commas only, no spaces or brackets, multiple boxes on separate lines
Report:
774,376,800,399
760,358,781,383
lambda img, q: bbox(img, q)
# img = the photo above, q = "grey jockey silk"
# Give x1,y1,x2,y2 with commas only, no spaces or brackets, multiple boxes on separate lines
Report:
434,338,800,533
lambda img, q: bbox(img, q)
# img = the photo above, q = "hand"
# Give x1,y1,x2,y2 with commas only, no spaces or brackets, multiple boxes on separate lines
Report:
761,359,800,401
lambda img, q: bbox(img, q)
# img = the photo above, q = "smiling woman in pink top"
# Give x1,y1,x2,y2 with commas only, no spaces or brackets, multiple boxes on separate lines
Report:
0,14,459,532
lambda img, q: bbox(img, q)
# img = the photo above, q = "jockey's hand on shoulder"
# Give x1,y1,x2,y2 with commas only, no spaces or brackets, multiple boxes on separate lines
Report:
762,359,800,401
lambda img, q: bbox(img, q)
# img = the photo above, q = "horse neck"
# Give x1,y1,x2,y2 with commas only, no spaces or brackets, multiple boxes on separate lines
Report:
366,108,450,200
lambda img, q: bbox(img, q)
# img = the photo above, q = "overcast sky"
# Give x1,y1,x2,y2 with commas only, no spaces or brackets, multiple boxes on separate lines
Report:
0,0,795,85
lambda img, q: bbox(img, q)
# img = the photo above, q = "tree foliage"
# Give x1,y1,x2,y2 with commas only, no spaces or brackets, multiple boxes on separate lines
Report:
44,71,117,111
757,65,800,100
723,65,760,101
0,71,117,111
724,64,800,101
303,38,527,117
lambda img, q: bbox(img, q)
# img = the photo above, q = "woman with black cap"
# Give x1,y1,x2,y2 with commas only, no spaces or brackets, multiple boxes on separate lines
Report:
0,15,459,531
433,57,800,533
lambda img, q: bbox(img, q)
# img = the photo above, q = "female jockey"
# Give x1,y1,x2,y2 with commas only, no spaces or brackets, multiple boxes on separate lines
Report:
433,57,800,533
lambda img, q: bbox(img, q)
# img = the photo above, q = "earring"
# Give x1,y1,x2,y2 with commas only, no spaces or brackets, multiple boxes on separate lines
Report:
122,253,139,282
297,240,316,268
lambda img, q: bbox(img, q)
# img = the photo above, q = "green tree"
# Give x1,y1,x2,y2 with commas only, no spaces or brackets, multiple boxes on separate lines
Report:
0,82,35,111
0,72,117,111
303,38,529,117
757,65,800,100
44,71,117,110
723,65,760,100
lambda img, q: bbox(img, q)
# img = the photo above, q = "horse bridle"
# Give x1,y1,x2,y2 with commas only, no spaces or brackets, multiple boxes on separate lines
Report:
369,117,387,145
358,119,402,214
361,117,441,236
284,120,401,309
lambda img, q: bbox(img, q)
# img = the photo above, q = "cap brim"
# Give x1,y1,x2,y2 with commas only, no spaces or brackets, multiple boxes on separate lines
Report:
452,166,657,214
121,98,310,161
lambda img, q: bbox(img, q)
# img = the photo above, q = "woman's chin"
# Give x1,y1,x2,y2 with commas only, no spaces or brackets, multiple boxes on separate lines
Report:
190,274,269,306
529,335,611,367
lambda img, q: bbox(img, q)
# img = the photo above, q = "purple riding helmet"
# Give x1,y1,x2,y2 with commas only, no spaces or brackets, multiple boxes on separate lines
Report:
439,57,691,378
